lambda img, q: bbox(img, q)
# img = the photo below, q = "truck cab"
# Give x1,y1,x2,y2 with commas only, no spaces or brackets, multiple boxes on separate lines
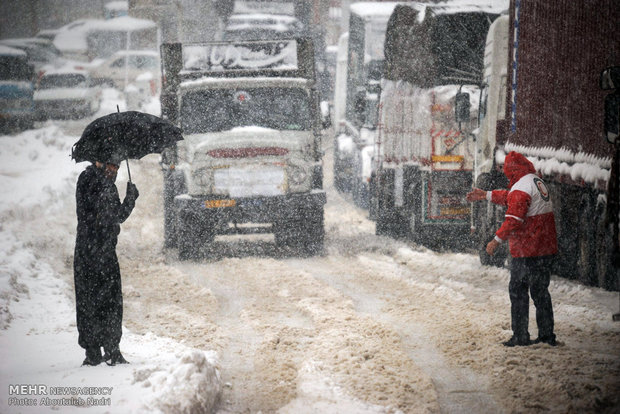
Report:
469,14,510,265
160,39,325,259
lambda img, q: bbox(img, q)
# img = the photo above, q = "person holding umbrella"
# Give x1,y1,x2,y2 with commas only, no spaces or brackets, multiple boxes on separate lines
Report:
74,150,139,366
467,151,558,347
72,111,183,366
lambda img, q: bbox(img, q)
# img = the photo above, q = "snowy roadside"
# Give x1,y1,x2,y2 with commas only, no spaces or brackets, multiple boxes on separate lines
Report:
0,112,222,413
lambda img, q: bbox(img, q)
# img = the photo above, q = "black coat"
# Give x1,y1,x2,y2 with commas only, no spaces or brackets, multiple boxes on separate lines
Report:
73,165,135,351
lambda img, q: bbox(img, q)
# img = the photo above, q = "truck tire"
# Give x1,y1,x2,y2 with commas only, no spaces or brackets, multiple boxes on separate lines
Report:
275,207,324,256
163,170,185,248
163,199,177,249
177,211,215,260
595,202,618,290
376,209,403,238
577,196,597,286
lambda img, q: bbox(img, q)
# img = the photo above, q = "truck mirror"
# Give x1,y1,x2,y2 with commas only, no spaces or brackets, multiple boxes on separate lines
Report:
600,66,619,90
601,66,619,144
354,90,367,123
604,94,619,144
455,92,471,123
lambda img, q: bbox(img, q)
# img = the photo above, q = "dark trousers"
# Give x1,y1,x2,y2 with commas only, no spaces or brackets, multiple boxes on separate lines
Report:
509,255,556,340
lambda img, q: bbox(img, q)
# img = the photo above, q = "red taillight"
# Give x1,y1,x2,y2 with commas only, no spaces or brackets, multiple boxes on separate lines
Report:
207,147,289,158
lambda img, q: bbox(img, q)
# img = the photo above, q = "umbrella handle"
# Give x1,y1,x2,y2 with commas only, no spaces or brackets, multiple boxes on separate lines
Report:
126,159,132,183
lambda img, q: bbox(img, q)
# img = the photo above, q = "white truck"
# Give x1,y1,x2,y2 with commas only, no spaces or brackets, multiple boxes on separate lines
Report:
160,39,326,259
370,1,505,248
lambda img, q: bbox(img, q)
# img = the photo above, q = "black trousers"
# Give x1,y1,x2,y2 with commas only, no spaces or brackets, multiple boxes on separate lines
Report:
509,255,556,340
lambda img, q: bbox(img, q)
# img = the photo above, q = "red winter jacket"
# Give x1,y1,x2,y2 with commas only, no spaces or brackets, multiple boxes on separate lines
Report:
490,152,558,258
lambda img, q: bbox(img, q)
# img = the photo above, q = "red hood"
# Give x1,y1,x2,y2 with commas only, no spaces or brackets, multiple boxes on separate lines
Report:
503,151,536,187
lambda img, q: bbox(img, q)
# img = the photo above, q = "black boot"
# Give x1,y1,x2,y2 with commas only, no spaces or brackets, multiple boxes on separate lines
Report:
502,336,532,347
533,335,557,346
82,347,103,366
105,348,129,366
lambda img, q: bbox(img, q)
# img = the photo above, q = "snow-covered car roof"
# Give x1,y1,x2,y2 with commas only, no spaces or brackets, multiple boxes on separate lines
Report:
53,17,156,53
39,66,91,77
90,16,157,32
0,37,55,48
0,44,27,57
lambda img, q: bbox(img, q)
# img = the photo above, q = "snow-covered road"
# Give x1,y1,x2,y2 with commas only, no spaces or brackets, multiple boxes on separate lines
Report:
1,98,619,413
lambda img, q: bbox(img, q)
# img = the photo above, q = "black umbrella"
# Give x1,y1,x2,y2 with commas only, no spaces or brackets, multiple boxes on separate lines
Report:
71,110,183,181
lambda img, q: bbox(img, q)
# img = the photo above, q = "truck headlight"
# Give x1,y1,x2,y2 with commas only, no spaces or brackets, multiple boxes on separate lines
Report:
288,165,308,186
192,168,211,187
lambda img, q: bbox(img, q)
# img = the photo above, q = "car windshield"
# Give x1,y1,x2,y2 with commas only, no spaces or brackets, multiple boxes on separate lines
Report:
39,74,87,89
0,56,32,81
181,87,312,134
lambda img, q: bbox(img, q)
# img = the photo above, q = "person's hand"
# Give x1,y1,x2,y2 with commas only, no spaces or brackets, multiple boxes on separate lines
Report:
466,188,487,202
126,182,139,201
486,238,500,256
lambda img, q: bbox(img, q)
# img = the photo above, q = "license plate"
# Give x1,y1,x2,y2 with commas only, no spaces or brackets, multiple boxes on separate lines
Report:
204,199,236,208
440,206,470,216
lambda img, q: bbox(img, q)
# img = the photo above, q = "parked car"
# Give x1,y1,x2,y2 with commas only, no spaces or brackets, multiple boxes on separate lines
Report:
89,49,160,91
0,45,35,132
34,69,101,120
0,38,65,75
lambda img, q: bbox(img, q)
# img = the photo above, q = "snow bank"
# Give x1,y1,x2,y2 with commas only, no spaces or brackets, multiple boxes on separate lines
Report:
0,109,221,413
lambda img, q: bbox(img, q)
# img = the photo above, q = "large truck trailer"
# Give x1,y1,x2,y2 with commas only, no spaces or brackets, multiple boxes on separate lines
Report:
370,1,505,247
470,0,619,290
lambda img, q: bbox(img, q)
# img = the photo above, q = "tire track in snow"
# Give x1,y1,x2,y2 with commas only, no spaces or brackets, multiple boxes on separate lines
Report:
285,257,502,414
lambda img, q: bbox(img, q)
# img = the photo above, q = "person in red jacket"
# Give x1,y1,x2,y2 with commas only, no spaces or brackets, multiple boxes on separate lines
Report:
467,151,558,347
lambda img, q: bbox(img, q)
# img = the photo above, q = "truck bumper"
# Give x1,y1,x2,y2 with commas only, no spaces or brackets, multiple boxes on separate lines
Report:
174,190,326,225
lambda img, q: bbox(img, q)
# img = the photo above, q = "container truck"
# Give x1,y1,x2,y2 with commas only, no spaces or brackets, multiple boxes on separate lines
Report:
469,0,619,290
370,1,505,247
333,2,400,208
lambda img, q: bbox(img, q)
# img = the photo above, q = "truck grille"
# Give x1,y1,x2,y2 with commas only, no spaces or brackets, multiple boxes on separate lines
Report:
214,165,285,197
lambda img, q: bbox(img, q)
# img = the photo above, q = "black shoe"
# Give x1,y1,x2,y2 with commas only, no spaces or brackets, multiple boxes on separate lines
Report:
533,335,557,346
502,336,532,347
105,350,129,366
82,347,103,366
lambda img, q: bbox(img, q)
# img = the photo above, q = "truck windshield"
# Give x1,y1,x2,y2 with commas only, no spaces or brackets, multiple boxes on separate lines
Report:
181,87,312,134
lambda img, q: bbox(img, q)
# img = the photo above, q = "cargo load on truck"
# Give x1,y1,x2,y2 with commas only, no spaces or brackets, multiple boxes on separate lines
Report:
370,1,505,248
160,38,325,259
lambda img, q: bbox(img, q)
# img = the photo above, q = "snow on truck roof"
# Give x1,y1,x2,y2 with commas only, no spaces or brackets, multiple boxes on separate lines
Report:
430,0,508,15
180,76,309,91
350,2,403,18
351,0,508,20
